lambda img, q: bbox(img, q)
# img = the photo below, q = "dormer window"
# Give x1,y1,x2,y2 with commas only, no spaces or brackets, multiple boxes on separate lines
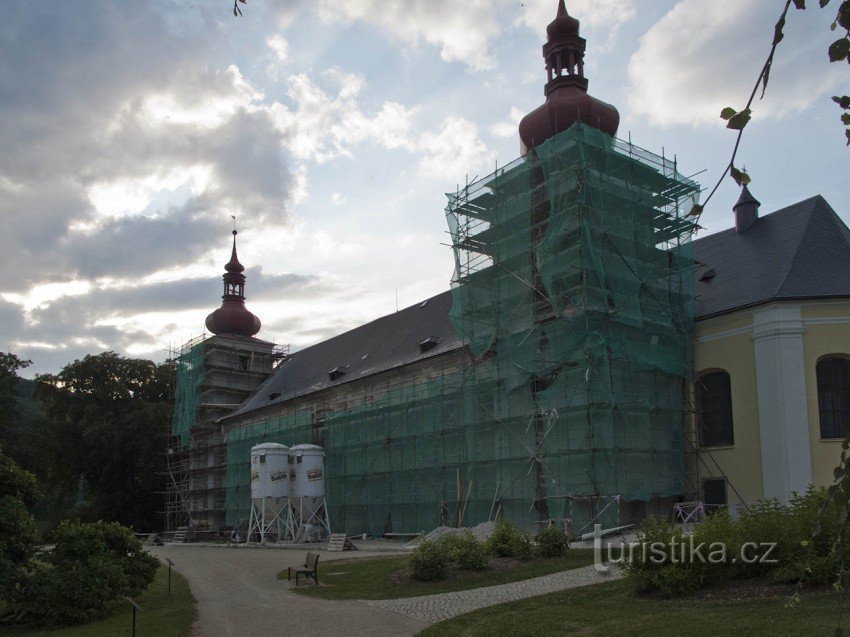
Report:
419,337,439,353
329,366,347,381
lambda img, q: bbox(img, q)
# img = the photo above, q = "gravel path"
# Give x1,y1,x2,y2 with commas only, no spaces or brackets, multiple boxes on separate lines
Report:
148,545,428,637
365,564,622,623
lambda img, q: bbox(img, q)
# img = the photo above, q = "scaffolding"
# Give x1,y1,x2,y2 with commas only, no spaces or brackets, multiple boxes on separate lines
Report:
165,334,286,531
222,123,699,535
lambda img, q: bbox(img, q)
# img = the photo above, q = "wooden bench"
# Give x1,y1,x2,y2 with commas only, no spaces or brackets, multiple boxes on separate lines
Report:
288,551,320,585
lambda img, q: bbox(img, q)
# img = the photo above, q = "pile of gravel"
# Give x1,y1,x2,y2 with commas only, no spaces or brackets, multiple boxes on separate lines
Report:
406,520,496,548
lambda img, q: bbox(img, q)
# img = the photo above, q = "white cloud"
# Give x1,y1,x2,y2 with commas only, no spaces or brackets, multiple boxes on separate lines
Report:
315,0,499,71
419,116,496,182
627,0,844,127
269,68,419,163
491,106,524,138
266,34,290,63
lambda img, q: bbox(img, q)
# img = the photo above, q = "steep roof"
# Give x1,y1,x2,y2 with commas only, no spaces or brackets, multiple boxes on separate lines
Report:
227,194,849,418
692,195,850,320
228,290,461,417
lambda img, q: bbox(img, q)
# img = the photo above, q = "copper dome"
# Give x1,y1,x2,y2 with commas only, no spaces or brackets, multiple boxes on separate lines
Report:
205,230,262,337
519,0,619,154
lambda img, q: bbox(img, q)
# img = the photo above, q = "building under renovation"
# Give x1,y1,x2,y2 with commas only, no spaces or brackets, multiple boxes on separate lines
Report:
166,1,850,536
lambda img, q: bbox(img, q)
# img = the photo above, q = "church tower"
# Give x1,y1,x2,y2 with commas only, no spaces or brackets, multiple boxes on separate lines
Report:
518,0,619,153
167,229,281,531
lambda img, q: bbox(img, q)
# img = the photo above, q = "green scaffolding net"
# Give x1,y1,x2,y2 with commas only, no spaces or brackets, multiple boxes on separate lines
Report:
171,338,205,449
224,123,698,535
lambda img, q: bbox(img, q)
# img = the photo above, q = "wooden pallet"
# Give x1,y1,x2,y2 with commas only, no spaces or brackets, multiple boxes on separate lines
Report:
173,526,188,543
327,533,356,552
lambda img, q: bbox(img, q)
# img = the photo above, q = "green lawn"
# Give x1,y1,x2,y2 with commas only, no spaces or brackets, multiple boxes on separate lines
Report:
0,564,197,637
420,578,843,637
283,549,595,600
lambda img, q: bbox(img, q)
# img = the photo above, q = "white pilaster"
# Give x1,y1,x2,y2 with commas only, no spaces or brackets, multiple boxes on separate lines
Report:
752,304,812,502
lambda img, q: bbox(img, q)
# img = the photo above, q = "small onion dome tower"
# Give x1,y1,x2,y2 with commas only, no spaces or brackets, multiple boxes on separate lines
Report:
205,230,262,337
518,0,620,154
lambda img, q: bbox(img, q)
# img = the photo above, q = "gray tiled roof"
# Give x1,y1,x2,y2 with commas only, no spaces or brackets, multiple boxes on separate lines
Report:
228,194,849,416
228,290,461,417
692,195,850,320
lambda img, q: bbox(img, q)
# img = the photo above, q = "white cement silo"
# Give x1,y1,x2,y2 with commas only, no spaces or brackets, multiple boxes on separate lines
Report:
247,443,295,543
290,444,331,541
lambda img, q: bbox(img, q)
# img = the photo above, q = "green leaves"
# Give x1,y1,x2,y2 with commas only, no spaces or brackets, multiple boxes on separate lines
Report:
720,107,752,130
835,95,850,109
828,36,850,61
793,0,807,8
730,165,752,186
688,203,704,217
774,12,787,44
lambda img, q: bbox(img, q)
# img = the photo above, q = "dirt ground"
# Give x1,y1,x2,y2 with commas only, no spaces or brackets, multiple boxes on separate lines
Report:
148,544,428,637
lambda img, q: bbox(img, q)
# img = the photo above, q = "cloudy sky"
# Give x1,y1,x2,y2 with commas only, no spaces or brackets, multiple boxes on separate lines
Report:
1,0,847,377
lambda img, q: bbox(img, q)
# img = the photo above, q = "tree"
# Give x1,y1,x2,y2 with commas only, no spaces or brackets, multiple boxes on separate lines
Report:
0,352,32,461
0,447,40,599
36,352,173,531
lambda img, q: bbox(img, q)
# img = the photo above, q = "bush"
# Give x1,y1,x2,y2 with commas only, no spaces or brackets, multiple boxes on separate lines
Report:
437,533,487,571
535,527,570,558
409,540,449,581
484,521,522,558
624,488,842,596
0,450,40,598
5,521,159,626
514,533,534,561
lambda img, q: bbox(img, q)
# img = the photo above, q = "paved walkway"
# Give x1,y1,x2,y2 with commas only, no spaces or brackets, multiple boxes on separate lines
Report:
148,545,428,637
366,564,622,623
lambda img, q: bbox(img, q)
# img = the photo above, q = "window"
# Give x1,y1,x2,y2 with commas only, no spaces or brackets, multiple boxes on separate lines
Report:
696,370,734,447
817,356,850,439
703,478,727,507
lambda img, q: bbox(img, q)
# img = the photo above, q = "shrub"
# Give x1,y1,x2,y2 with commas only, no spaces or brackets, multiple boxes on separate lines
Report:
0,450,40,598
409,540,448,581
514,533,534,561
535,527,570,558
437,533,487,571
625,489,843,597
5,521,159,627
484,521,522,558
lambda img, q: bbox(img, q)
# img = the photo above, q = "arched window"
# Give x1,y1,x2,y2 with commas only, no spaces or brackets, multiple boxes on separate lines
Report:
817,356,850,439
696,370,734,447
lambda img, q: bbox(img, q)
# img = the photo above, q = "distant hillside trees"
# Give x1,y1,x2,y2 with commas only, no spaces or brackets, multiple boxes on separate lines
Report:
35,352,174,531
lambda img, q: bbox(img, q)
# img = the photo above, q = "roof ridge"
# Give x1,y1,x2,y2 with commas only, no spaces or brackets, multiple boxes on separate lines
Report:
691,194,824,245
774,197,826,297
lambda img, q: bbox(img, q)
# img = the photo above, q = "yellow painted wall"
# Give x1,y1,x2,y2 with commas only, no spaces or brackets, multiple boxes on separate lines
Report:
801,302,850,487
687,300,850,508
689,310,763,509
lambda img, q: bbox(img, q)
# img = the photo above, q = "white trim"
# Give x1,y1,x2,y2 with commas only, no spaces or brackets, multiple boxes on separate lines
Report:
751,304,812,502
802,316,850,326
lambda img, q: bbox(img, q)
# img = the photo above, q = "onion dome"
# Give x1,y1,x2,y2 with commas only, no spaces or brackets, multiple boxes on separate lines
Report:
519,0,620,154
205,230,262,337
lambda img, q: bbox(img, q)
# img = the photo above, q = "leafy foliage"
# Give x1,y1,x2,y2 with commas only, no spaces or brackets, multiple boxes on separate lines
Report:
5,520,158,627
535,527,571,558
436,533,488,571
409,540,449,582
625,488,840,597
35,352,173,530
0,353,33,468
0,448,40,598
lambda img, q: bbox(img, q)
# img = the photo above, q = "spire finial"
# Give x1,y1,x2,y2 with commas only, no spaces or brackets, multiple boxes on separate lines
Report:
557,0,567,18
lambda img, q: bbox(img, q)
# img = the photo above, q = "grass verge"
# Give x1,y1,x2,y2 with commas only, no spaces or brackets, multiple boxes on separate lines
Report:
419,578,843,637
282,549,595,600
0,564,197,637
